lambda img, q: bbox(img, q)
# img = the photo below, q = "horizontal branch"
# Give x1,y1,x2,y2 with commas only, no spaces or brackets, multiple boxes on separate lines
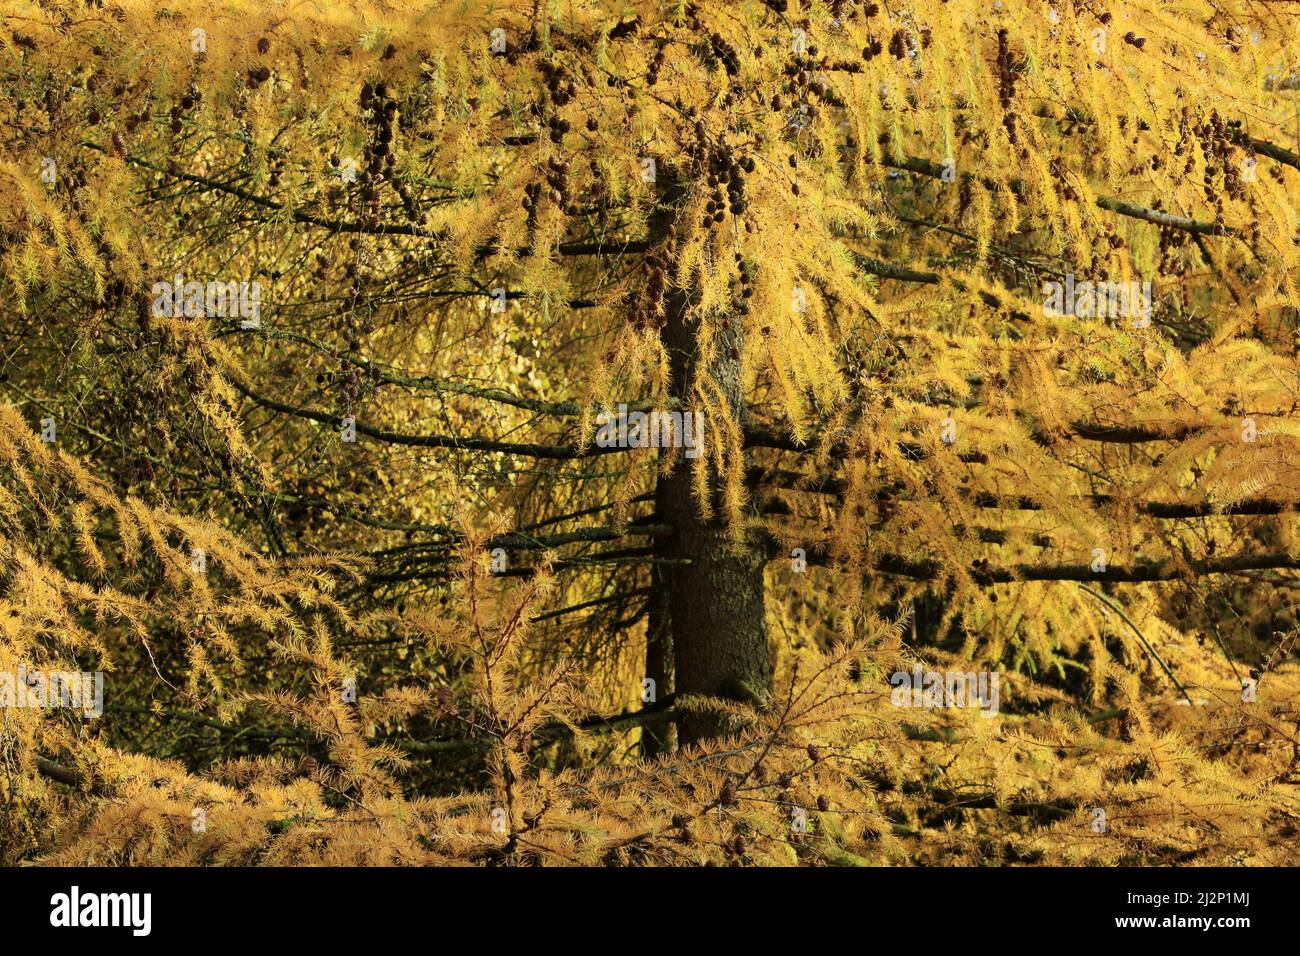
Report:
882,155,1237,238
366,522,671,560
744,417,1208,453
112,147,647,256
234,379,627,460
36,756,82,787
753,466,1297,521
1237,133,1300,171
226,326,679,418
530,586,654,622
489,547,683,577
1053,422,1203,443
773,537,1300,583
969,491,1294,518
488,524,671,551
394,693,679,755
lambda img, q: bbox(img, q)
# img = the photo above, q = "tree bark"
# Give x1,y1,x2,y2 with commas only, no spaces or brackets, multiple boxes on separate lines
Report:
641,562,675,758
653,174,771,747
657,458,770,746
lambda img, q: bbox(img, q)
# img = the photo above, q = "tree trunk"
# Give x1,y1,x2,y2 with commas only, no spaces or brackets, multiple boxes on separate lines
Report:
657,459,770,746
641,563,675,758
653,176,771,747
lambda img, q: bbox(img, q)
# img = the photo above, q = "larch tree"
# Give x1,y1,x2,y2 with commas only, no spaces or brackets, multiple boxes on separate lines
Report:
1,0,1299,865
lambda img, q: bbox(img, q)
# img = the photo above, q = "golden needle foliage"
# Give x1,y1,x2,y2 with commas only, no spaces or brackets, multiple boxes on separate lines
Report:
1,0,1298,864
